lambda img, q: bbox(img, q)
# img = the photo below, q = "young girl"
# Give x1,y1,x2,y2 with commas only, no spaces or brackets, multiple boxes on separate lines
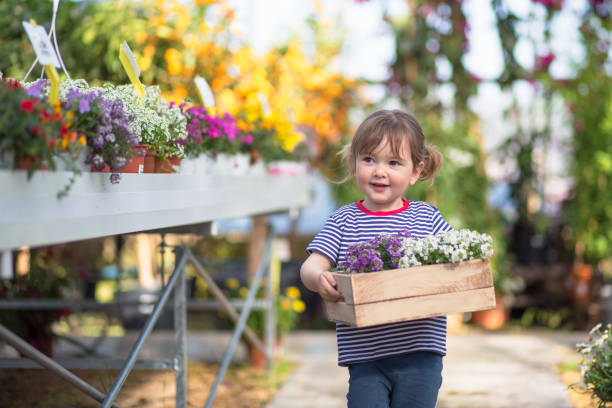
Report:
300,109,452,408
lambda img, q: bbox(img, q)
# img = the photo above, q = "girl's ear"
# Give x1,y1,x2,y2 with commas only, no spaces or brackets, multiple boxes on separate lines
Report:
410,161,425,184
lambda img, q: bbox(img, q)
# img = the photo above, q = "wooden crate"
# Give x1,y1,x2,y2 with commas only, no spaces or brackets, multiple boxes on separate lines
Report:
325,259,496,327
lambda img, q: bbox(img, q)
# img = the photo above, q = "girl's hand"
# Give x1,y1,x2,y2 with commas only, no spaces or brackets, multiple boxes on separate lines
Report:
317,271,343,302
300,252,343,302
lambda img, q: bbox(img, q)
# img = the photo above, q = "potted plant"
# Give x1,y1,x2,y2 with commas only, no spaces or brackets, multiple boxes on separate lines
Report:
179,104,253,175
0,78,62,175
1,77,89,197
221,278,305,368
574,323,612,407
102,84,187,173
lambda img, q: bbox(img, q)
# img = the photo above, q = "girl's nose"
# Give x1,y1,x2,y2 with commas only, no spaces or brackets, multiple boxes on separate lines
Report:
373,164,384,176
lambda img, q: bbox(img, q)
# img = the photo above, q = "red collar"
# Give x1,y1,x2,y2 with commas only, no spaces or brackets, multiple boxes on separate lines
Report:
356,198,409,215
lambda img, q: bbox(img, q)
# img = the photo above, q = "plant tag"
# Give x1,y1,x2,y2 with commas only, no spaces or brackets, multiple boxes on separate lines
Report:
257,91,271,116
194,76,215,108
119,40,144,97
22,21,60,67
44,64,60,104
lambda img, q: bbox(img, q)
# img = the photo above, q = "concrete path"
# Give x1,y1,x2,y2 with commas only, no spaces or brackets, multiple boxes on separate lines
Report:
266,329,586,408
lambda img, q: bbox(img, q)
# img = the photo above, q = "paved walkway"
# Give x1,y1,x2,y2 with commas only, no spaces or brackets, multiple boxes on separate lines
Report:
266,329,586,408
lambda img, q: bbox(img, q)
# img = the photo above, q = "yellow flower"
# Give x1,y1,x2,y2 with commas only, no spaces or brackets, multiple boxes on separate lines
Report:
225,277,239,290
239,287,248,298
138,56,152,72
292,300,306,313
78,135,86,146
66,111,74,120
281,299,292,310
285,286,301,299
135,31,148,44
61,138,68,150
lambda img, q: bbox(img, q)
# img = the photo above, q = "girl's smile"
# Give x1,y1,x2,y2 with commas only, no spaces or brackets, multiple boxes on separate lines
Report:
356,140,424,212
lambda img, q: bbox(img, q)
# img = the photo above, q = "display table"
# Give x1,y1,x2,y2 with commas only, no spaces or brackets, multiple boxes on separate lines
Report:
0,168,312,407
0,170,311,251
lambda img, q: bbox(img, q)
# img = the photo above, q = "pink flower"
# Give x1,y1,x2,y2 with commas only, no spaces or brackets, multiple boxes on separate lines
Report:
535,53,555,71
243,134,254,144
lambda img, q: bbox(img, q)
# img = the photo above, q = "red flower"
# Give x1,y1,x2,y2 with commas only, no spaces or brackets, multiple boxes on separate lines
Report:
2,78,21,89
19,99,36,112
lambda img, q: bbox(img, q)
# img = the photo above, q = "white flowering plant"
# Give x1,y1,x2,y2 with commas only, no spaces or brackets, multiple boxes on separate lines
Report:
574,323,612,407
398,229,494,268
101,83,187,158
339,229,494,274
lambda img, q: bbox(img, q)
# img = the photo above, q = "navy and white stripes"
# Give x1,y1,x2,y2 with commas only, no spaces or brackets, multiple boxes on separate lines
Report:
307,199,452,366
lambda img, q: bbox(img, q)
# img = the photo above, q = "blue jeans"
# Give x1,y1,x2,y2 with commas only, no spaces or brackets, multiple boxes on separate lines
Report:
346,352,443,408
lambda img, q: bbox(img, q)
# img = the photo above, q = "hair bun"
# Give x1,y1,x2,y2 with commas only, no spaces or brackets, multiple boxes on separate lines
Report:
420,144,443,181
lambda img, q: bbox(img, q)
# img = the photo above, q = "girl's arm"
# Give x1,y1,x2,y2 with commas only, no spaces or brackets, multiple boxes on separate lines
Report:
300,252,343,302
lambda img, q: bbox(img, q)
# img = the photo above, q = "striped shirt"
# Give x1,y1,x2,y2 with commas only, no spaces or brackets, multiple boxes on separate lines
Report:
307,199,453,366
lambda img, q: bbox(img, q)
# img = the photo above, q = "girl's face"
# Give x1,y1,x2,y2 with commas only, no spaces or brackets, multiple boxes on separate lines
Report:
355,139,424,212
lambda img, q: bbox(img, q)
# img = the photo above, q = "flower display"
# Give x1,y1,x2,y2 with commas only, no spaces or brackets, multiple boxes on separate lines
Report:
398,229,494,268
339,229,494,274
26,78,140,185
0,77,64,175
179,104,250,158
221,279,305,338
101,83,187,159
575,323,612,407
340,230,412,274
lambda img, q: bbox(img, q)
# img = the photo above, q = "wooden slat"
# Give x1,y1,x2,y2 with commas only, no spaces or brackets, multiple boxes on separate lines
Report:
326,286,496,328
334,259,491,305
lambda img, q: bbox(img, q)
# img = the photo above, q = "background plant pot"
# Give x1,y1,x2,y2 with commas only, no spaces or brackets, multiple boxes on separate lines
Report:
154,156,181,173
471,292,507,330
143,145,156,173
14,156,49,171
91,145,147,174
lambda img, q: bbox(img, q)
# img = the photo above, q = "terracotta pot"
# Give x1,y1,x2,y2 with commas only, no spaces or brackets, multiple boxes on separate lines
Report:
246,339,281,369
569,264,594,305
90,145,147,174
248,345,268,369
471,293,507,330
154,156,181,174
15,156,49,171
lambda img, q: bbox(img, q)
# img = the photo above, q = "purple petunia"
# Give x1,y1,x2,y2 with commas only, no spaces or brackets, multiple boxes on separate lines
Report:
339,229,411,274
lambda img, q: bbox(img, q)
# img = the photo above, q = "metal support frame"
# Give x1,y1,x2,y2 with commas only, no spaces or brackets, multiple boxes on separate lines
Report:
204,227,275,408
0,323,122,408
0,226,278,408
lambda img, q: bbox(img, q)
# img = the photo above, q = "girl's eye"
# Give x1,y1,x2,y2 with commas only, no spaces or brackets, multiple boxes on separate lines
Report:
390,160,401,166
362,157,374,163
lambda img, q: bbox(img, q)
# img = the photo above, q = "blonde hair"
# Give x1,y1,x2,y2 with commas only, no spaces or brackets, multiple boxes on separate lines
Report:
339,109,443,183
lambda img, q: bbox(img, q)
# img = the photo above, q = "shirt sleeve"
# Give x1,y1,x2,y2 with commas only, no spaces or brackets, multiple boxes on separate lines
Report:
431,207,453,235
306,214,343,266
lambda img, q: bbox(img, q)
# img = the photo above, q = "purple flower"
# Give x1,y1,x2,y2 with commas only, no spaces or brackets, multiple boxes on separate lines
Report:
79,98,90,114
26,80,46,98
339,230,412,273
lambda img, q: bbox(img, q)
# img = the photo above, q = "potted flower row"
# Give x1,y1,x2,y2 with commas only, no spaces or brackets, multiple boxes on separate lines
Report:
0,76,309,196
325,229,496,328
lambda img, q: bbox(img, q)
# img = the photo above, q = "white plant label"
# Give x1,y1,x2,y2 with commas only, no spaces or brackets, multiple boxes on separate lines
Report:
195,76,215,107
22,21,60,67
257,91,271,116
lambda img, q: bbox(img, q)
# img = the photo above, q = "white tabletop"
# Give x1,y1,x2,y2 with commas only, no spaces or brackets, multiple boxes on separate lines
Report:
0,170,311,250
